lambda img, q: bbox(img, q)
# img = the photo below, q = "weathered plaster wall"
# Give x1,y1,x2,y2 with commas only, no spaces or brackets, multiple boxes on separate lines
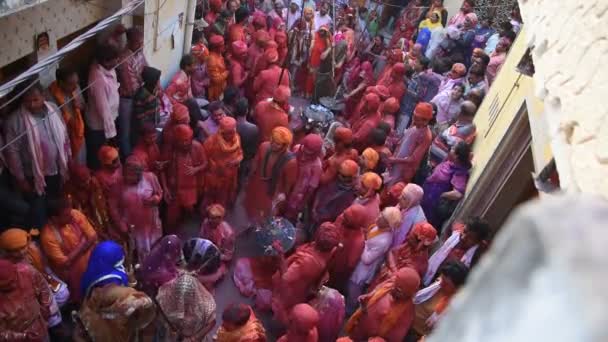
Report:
518,0,608,198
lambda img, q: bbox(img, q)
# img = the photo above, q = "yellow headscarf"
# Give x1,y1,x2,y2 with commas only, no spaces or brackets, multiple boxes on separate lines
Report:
419,10,443,30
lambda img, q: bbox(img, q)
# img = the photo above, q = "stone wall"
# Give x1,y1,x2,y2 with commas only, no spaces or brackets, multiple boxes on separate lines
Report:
518,0,608,198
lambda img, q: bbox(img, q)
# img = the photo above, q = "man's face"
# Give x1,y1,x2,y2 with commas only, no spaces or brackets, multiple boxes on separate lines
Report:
468,73,482,85
184,62,196,75
123,167,142,185
461,227,479,247
290,3,298,13
102,57,119,70
60,74,79,94
56,207,73,226
229,0,238,13
440,275,456,294
337,173,353,184
128,34,144,51
2,248,27,262
398,195,411,209
106,156,121,171
413,60,424,73
176,137,193,151
208,213,223,227
212,109,226,123
221,129,236,143
23,91,45,114
356,180,369,197
461,1,473,13
412,115,429,128
320,4,328,16
270,141,285,152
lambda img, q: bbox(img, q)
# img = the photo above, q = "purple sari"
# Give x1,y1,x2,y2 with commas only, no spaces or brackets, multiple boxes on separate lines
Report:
421,160,470,227
138,235,183,295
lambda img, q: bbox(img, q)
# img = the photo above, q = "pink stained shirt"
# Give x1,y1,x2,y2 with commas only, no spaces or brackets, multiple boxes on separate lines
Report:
117,49,148,98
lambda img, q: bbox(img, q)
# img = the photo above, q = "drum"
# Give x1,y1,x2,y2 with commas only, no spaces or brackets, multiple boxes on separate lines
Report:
254,217,297,256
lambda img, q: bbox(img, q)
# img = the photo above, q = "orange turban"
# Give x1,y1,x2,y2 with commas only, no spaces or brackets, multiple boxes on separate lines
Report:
219,116,237,132
171,103,190,124
362,148,379,170
382,97,400,114
273,85,291,104
334,127,353,145
411,222,437,246
98,145,119,166
361,172,382,191
0,228,29,251
270,126,293,146
206,203,226,217
315,222,340,250
339,159,359,177
290,304,319,332
413,102,434,120
232,41,248,55
265,48,279,63
173,124,194,141
394,267,420,297
209,34,225,47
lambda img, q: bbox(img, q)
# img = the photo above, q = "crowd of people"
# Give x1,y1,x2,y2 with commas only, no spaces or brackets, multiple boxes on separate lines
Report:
0,0,522,340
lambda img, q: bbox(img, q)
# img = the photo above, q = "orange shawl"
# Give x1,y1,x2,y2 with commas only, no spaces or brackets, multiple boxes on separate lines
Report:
366,224,391,240
345,280,410,337
49,81,85,156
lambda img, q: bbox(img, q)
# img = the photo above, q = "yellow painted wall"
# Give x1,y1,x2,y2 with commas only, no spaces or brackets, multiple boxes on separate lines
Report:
464,27,549,195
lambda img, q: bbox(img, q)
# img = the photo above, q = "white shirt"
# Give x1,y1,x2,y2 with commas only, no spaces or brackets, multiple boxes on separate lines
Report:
314,12,332,31
350,227,393,285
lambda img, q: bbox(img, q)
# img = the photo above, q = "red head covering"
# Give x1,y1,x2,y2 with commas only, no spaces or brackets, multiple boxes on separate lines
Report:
364,93,381,113
351,61,375,85
382,97,400,114
413,102,433,120
301,134,323,155
0,228,29,251
255,30,270,44
394,267,421,297
273,85,291,103
266,40,278,50
334,127,353,145
391,63,406,76
290,304,320,333
232,41,248,55
173,124,194,141
70,163,91,183
219,116,237,132
315,222,340,250
411,222,437,246
343,204,368,229
388,182,406,200
207,203,226,217
339,159,359,177
209,34,225,47
371,85,391,100
98,145,119,166
252,12,267,29
0,259,17,291
264,48,279,63
171,103,190,124
209,0,222,11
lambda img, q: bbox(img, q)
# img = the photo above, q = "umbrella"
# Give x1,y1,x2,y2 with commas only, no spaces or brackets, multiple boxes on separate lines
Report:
254,217,296,256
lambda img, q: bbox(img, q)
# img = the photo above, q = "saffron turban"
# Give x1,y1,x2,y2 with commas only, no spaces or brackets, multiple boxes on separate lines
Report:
343,204,367,230
0,228,29,251
0,259,17,291
316,222,340,250
361,172,382,191
362,148,379,170
451,63,467,78
273,85,291,103
290,304,319,332
334,127,353,144
173,124,194,141
413,102,434,120
219,116,237,132
232,41,248,55
394,267,421,297
171,103,190,124
270,126,293,146
301,134,323,155
391,63,406,76
207,203,226,217
98,145,119,166
364,93,381,112
209,34,225,47
411,222,437,246
381,206,402,228
338,159,359,177
265,48,279,63
382,97,400,114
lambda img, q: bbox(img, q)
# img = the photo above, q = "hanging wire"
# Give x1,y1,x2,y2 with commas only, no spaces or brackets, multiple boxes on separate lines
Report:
0,18,179,153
